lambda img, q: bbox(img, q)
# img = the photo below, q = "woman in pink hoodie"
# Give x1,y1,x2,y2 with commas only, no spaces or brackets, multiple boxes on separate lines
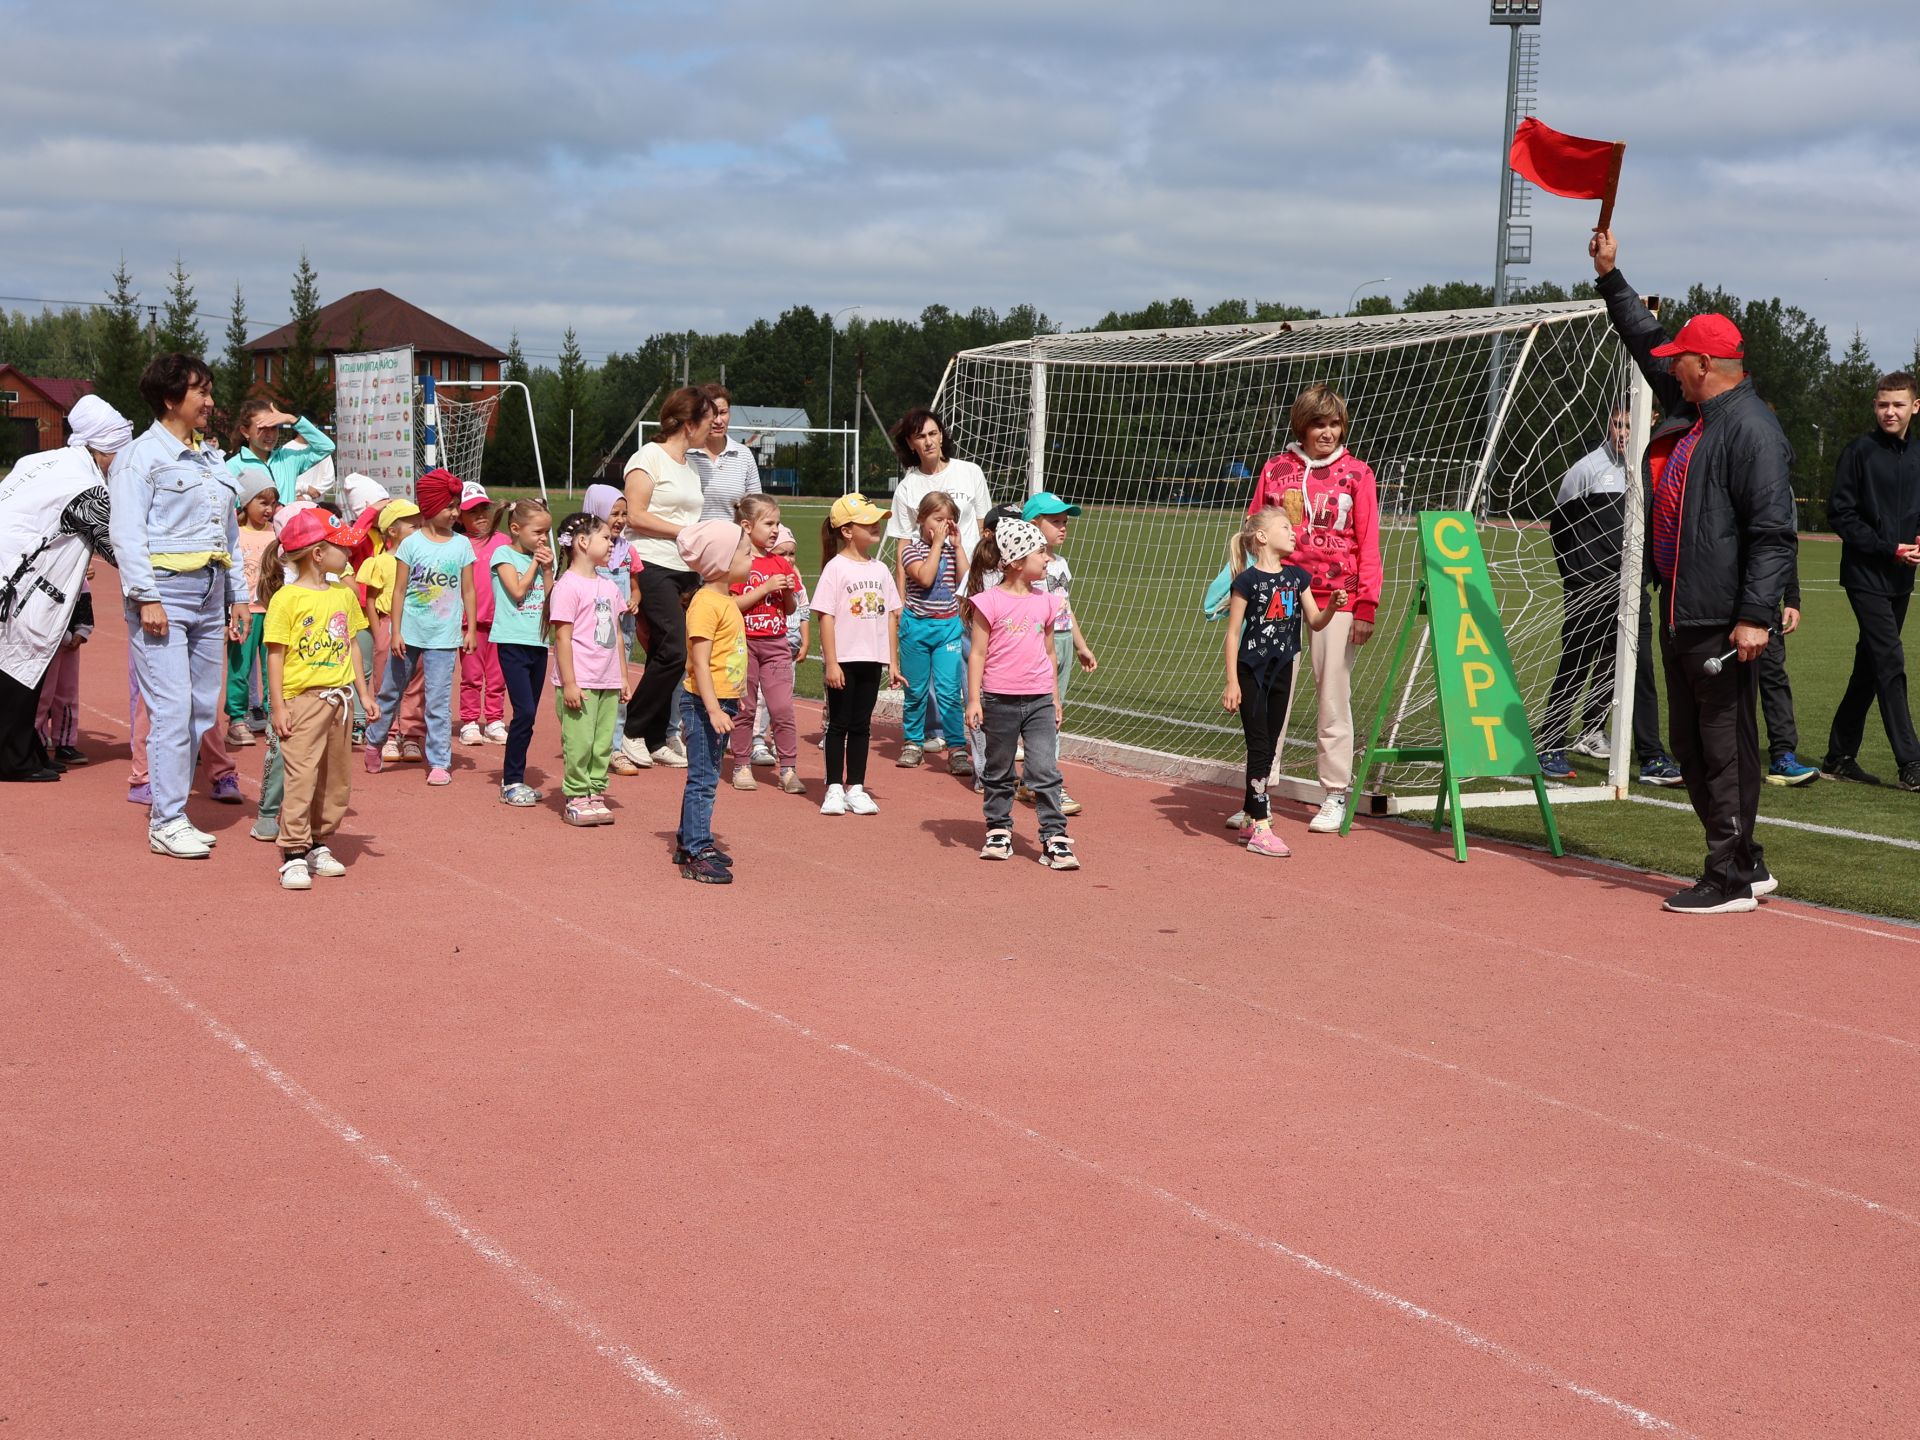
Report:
1244,384,1383,835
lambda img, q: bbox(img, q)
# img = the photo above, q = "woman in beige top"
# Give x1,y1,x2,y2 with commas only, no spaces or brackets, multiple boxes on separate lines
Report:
618,385,715,766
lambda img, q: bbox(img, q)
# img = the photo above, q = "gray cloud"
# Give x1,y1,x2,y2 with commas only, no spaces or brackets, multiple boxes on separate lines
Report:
4,0,1917,370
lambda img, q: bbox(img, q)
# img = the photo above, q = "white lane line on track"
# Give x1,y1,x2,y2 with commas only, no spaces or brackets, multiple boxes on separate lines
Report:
437,863,1695,1438
5,854,735,1440
1142,965,1920,1235
1625,794,1920,852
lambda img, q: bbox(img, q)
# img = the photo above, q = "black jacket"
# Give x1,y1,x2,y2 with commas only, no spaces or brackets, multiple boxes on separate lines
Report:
1597,269,1798,631
1549,444,1628,589
1828,427,1920,597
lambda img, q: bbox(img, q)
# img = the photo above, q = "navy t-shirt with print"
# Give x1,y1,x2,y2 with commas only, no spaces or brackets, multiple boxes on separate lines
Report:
1231,563,1310,682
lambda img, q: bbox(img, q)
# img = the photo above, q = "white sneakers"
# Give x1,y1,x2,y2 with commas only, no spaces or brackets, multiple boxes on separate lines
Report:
1571,727,1611,759
150,817,211,859
1307,792,1349,834
482,720,509,745
619,735,654,768
650,744,689,769
282,846,347,889
820,784,878,816
459,722,484,746
307,845,347,878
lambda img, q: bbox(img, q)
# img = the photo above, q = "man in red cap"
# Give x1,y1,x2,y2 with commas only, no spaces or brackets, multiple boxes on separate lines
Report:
1592,229,1798,914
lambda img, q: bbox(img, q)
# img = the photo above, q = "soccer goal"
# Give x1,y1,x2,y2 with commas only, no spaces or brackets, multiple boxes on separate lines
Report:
419,378,546,499
935,300,1651,814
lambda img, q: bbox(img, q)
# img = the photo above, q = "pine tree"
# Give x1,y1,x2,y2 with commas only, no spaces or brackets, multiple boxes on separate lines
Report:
483,331,537,484
155,257,205,357
215,284,253,439
546,326,587,485
275,253,332,425
95,259,147,424
1814,328,1880,527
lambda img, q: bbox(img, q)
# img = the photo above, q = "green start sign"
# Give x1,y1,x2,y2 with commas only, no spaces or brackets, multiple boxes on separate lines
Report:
1420,512,1540,780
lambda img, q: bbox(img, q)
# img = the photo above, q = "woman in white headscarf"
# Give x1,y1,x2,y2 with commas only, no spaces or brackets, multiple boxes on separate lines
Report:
0,395,132,780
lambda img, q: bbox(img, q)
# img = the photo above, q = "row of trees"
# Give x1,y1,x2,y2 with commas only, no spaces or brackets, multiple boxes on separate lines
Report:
3,265,1911,524
0,256,330,465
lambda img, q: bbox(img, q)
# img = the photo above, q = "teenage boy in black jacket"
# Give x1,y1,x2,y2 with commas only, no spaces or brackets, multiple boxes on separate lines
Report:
1822,374,1920,791
1592,229,1798,914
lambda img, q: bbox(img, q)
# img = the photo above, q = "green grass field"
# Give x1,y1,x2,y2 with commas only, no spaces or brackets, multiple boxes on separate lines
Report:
508,486,1918,920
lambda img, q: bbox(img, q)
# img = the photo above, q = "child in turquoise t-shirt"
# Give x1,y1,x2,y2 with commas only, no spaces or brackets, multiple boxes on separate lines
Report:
363,499,475,782
489,499,554,805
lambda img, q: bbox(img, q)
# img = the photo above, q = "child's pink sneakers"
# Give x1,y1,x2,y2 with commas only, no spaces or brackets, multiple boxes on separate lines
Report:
1246,827,1291,858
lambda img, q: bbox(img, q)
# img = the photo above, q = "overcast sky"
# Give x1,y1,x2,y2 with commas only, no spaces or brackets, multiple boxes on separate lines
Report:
4,1,1915,369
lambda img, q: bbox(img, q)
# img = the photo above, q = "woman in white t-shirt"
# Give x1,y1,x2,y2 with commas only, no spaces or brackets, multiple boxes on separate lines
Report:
886,408,994,562
618,385,715,768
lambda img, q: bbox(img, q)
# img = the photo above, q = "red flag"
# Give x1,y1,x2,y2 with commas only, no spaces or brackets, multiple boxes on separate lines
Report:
1509,117,1626,228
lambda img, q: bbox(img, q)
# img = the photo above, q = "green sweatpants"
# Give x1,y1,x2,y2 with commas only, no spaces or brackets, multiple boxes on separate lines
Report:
556,687,618,796
226,613,264,721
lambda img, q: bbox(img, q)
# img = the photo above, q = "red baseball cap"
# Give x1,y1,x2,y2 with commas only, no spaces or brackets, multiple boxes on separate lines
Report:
278,506,374,554
1651,313,1745,360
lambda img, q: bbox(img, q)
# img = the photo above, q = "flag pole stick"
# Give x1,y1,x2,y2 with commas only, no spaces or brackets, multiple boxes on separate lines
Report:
1595,141,1626,232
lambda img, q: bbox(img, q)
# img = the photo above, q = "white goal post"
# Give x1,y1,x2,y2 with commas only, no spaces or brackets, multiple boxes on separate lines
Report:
933,299,1650,814
429,379,547,498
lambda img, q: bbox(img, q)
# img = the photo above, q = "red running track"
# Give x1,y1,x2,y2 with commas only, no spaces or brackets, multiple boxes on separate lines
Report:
5,588,1919,1438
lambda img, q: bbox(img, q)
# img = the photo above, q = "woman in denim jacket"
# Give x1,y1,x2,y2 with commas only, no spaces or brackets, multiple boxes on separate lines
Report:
108,353,252,859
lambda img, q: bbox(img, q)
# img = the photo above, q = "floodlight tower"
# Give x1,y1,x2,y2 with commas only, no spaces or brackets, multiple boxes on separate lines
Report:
1489,0,1541,306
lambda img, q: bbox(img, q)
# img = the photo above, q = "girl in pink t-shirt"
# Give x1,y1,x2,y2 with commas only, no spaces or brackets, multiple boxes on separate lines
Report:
964,518,1078,870
460,496,510,743
812,494,903,815
547,512,633,827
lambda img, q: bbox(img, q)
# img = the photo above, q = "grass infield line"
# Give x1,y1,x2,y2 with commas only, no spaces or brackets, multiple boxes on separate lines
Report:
1626,794,1920,853
3,852,736,1440
1142,966,1920,1234
439,860,1697,1438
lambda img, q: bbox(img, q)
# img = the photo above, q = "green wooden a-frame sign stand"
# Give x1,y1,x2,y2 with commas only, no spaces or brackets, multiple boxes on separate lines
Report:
1340,511,1563,863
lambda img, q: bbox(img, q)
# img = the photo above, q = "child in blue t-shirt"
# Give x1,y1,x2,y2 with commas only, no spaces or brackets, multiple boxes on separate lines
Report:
1221,503,1345,856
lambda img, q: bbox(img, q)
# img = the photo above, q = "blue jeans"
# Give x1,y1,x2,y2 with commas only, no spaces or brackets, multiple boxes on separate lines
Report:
898,611,965,745
676,689,736,854
127,567,229,828
366,645,457,769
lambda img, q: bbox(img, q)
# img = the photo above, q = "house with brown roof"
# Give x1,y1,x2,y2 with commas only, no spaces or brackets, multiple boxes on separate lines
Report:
247,288,507,393
0,364,97,456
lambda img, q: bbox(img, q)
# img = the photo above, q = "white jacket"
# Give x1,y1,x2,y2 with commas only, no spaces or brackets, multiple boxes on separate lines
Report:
0,447,103,687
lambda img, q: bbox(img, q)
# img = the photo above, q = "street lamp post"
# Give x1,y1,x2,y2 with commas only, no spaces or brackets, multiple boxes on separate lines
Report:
1347,277,1392,315
826,304,862,490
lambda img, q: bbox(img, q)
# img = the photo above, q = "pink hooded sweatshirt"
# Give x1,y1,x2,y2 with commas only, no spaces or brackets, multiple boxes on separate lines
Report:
1246,444,1384,624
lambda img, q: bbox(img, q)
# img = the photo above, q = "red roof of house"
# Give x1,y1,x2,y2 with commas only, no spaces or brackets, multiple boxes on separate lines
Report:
248,288,505,361
0,365,95,412
32,376,95,410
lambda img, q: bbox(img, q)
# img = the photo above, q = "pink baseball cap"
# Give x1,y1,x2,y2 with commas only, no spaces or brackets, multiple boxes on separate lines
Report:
459,481,492,511
277,506,374,554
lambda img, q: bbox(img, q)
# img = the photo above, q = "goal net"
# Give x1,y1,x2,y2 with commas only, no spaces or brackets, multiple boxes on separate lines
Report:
935,300,1642,809
414,381,500,492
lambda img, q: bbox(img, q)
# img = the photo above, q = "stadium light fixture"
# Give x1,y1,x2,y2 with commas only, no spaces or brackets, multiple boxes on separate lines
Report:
1347,277,1391,315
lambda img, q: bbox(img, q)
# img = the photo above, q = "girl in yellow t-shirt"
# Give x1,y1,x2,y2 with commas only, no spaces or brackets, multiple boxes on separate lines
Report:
264,508,377,891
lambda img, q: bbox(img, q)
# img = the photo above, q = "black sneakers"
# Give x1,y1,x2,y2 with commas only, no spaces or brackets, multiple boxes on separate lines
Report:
1899,761,1920,793
1663,880,1757,915
1822,755,1882,786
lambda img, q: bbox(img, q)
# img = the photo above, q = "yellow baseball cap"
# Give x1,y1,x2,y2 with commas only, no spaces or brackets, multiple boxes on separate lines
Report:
378,498,421,531
828,492,887,528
